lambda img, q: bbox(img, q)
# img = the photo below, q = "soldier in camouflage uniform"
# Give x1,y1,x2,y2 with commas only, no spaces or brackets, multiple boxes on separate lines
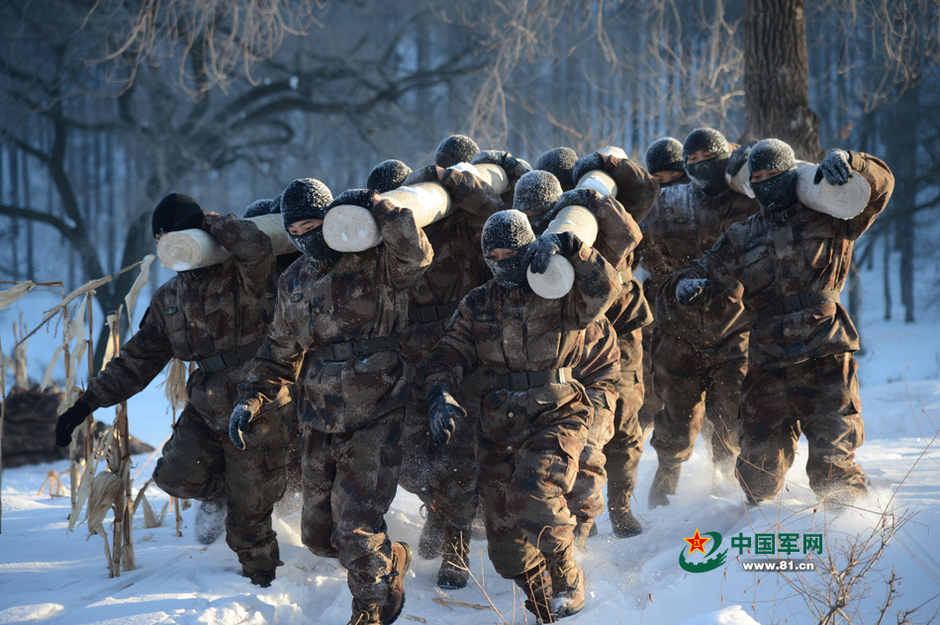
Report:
639,128,760,507
426,208,638,622
55,193,292,586
672,140,894,508
635,137,690,437
569,151,660,537
394,146,528,590
234,181,432,625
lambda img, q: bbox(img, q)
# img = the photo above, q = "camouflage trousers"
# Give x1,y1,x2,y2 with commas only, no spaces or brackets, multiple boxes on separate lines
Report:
300,408,404,608
604,358,646,516
399,372,483,532
649,330,746,466
477,422,587,580
636,323,663,433
153,401,291,578
736,352,867,505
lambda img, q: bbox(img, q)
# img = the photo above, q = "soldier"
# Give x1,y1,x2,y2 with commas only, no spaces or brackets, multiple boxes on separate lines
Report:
644,137,691,188
55,193,292,586
232,181,432,625
571,151,660,537
426,209,638,622
394,144,526,590
672,139,894,508
639,128,760,508
534,147,579,192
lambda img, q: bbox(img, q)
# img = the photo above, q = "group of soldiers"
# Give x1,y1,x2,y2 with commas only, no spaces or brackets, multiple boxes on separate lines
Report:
54,128,894,625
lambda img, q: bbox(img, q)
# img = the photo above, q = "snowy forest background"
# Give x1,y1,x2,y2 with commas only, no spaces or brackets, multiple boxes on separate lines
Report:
0,0,938,360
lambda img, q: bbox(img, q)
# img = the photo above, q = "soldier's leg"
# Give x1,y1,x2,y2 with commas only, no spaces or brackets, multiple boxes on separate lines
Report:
222,403,291,585
399,393,440,560
636,323,662,438
793,353,868,506
566,403,614,547
300,425,339,558
152,404,225,501
649,332,709,506
332,408,405,614
736,367,800,505
605,366,645,537
704,355,747,479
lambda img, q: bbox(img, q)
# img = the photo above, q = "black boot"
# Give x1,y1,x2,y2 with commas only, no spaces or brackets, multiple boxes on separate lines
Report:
544,545,586,620
437,526,470,590
648,460,681,509
513,560,554,623
418,506,445,560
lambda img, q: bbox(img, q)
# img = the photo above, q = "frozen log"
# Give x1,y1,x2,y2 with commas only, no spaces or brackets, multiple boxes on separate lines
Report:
157,213,293,272
726,162,871,219
323,163,509,253
527,152,619,299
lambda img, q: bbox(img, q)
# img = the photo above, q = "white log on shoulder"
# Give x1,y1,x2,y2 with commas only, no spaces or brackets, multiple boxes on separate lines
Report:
322,162,508,253
157,213,294,272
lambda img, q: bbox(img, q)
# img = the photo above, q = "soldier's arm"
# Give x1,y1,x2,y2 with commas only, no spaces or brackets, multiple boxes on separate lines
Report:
424,297,479,392
237,289,305,415
669,226,745,307
438,168,505,230
572,153,661,223
841,151,896,241
203,213,277,290
637,209,671,286
589,193,642,270
83,301,174,411
572,320,621,421
567,242,624,328
373,198,434,289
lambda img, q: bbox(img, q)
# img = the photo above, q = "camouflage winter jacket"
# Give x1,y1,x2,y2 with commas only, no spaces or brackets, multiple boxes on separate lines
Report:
399,167,504,368
574,315,621,436
83,214,282,430
425,240,633,446
238,200,433,433
674,151,894,370
639,181,760,352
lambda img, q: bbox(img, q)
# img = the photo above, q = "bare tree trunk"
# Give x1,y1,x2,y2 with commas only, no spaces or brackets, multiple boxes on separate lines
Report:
883,234,892,321
741,0,822,161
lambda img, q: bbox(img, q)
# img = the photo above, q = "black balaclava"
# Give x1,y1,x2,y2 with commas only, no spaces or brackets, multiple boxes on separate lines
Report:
243,198,275,218
748,138,800,213
281,178,335,263
367,159,412,194
512,170,563,235
646,137,690,187
435,135,480,168
682,128,731,196
481,210,536,290
152,193,202,238
534,147,579,191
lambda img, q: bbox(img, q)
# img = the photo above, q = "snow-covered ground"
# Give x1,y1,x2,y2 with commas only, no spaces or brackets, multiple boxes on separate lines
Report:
1,256,939,625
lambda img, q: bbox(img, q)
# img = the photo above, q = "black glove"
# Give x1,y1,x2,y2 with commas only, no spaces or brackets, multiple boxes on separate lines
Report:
472,150,531,183
529,232,582,274
173,210,206,232
555,188,603,212
675,278,712,306
814,149,852,186
55,399,91,447
427,384,466,446
229,404,256,451
727,141,757,177
570,153,605,186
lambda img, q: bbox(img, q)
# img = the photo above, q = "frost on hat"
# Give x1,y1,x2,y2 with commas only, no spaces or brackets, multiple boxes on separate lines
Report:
280,178,333,229
682,128,730,161
748,139,797,176
367,159,412,194
328,188,375,211
435,135,480,168
243,198,275,218
535,147,579,190
645,137,685,174
482,209,536,253
513,170,563,218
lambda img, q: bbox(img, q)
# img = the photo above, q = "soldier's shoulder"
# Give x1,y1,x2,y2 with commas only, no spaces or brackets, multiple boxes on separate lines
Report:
277,256,311,292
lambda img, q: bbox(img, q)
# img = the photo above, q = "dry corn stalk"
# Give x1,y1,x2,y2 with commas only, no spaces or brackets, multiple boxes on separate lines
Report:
0,281,37,311
86,469,122,576
124,255,155,322
68,423,114,532
38,470,67,498
159,358,188,414
133,478,168,530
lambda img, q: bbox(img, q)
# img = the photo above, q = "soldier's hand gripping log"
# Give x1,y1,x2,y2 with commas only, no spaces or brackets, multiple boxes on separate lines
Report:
322,162,510,252
157,213,295,271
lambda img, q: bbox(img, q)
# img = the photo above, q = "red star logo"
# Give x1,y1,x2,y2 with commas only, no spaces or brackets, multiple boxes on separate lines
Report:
684,529,710,555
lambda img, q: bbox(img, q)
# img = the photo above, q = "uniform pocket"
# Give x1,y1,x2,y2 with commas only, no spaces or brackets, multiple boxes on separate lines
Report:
741,244,774,293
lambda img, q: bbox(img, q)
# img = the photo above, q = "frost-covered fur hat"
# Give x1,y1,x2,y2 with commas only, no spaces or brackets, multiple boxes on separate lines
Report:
482,210,536,253
435,135,480,168
513,171,563,220
748,139,797,176
280,178,333,230
682,128,730,161
534,147,579,190
152,193,202,237
645,137,685,174
367,160,412,194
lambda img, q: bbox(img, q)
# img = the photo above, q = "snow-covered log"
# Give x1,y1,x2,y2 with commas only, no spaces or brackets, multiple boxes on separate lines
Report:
157,214,293,272
323,162,509,253
527,151,618,299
